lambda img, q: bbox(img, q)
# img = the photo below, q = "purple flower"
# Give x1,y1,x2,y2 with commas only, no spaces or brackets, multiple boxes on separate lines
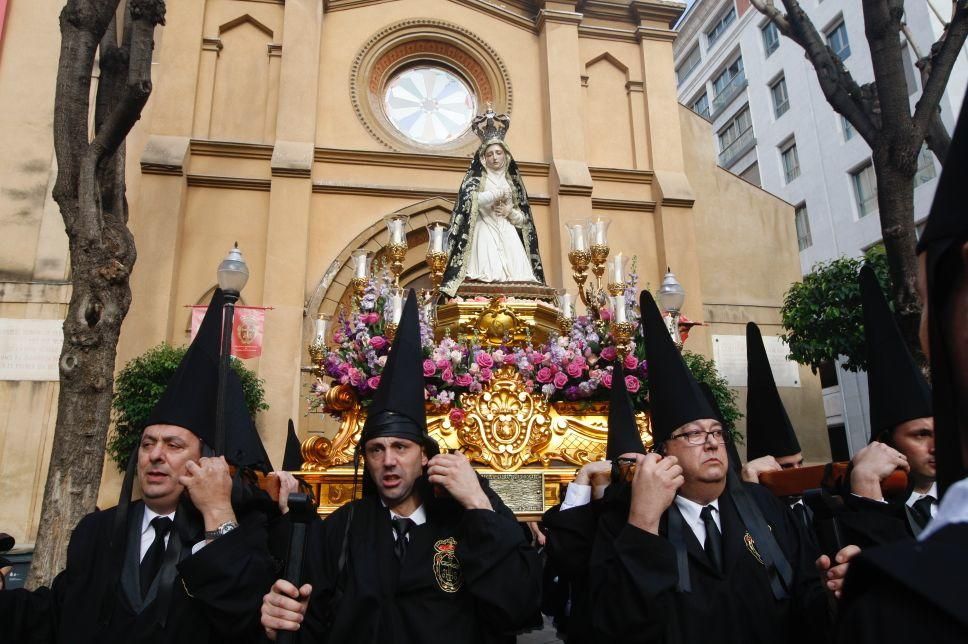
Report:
565,386,580,401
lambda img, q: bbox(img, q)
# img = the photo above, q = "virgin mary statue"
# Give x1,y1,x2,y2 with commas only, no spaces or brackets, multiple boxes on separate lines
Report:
440,108,545,297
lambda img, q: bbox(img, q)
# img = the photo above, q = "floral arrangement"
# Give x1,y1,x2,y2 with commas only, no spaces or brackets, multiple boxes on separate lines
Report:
309,261,740,431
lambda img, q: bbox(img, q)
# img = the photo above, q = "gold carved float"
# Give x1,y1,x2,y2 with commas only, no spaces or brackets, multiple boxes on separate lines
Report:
298,298,652,520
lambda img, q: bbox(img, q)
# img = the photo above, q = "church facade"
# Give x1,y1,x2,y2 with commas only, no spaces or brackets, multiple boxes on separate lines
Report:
0,0,825,545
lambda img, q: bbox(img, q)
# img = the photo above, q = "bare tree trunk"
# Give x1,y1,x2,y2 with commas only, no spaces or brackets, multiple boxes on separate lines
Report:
27,0,165,590
750,0,968,361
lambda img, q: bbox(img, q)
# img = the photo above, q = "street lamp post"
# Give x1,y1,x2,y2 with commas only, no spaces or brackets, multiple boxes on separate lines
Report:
215,243,249,456
656,267,685,346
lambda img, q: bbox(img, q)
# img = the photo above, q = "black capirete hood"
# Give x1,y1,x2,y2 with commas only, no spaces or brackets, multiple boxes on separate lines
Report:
745,322,801,459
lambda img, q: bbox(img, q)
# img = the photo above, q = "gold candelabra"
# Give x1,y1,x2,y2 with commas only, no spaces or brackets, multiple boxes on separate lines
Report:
568,244,611,316
611,321,636,359
387,243,407,286
385,321,398,343
426,251,448,294
350,276,368,308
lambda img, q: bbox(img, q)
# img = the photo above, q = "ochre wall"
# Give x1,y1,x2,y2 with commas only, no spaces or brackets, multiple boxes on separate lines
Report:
0,0,825,546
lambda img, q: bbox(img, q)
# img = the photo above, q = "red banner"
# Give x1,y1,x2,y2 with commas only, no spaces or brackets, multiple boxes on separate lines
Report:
190,305,266,359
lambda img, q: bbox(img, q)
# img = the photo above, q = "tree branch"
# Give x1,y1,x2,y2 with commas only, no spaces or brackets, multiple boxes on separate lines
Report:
913,4,968,137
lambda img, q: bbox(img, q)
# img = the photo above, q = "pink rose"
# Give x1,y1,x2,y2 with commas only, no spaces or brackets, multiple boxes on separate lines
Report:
536,367,553,384
601,346,617,362
348,368,364,387
492,350,506,364
436,358,450,370
600,307,612,321
624,354,639,370
455,373,473,387
476,352,494,368
553,372,569,389
361,312,380,325
449,408,466,425
441,368,454,384
524,380,535,393
369,336,388,350
366,376,381,391
566,361,583,378
480,367,493,381
423,359,436,377
625,375,640,393
601,371,613,389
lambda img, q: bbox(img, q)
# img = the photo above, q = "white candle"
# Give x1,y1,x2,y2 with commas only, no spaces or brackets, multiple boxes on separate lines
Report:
352,250,370,279
391,292,403,323
428,224,447,253
315,315,330,342
591,218,610,246
611,295,627,324
390,219,405,245
566,221,588,252
609,253,625,284
557,292,575,319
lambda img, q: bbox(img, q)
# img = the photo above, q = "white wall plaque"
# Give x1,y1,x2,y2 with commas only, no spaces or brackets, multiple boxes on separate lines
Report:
0,319,64,381
712,334,801,388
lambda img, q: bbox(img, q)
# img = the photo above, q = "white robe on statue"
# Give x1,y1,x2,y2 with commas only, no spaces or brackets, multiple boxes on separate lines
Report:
465,167,537,283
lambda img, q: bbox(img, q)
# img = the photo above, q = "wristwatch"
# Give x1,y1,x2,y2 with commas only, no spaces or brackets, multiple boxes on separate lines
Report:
204,521,239,540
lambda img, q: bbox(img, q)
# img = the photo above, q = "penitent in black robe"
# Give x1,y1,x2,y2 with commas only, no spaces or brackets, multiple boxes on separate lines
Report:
296,490,541,644
586,482,830,644
0,500,275,644
837,522,968,643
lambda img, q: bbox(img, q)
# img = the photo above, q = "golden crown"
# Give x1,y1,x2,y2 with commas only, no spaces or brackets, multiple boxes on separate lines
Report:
471,106,510,145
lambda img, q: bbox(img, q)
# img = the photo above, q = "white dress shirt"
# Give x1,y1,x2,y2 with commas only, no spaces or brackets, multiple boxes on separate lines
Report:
139,508,176,562
920,477,968,540
907,481,939,519
388,504,427,542
674,496,721,545
560,483,592,511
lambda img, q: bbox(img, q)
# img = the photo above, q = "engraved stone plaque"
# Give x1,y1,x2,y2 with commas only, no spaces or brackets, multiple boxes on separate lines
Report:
0,319,63,381
712,334,801,388
482,472,545,514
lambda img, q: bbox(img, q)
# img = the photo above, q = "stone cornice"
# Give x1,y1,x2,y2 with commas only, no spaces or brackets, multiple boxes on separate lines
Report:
592,197,656,212
187,175,272,191
325,0,538,32
630,0,685,27
578,24,638,42
312,180,552,206
589,167,654,183
191,139,274,160
537,9,584,31
314,147,550,177
660,196,695,208
636,25,678,42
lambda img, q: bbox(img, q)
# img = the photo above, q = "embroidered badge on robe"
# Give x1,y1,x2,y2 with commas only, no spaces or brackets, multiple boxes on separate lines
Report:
744,532,766,566
433,538,464,593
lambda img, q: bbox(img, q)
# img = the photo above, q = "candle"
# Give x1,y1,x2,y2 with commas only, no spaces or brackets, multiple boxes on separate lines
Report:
391,220,404,244
315,315,330,343
390,290,404,324
609,253,626,284
557,292,575,319
611,295,627,324
566,221,589,252
591,218,610,246
427,224,448,253
351,249,370,279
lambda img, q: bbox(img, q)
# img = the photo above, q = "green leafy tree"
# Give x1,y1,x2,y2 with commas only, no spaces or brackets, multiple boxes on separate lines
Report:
780,248,891,373
108,343,269,471
683,350,742,437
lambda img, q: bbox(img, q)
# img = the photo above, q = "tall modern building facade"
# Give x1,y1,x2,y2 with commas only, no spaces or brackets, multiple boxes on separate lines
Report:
674,0,968,455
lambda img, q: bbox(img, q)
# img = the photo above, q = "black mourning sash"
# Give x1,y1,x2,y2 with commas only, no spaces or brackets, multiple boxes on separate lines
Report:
666,504,692,593
727,471,793,600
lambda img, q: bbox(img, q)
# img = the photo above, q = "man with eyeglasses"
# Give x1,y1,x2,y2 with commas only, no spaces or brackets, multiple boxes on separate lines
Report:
583,292,830,644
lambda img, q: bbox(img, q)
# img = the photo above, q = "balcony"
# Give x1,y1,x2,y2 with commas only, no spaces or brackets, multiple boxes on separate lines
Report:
710,72,747,119
718,126,755,168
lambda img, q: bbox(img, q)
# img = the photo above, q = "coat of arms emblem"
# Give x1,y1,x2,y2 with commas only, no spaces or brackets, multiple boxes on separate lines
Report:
432,537,464,593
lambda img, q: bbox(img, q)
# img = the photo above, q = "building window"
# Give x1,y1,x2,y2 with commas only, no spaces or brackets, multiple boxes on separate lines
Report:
914,144,937,187
707,5,737,47
841,115,855,141
382,65,477,146
795,202,812,250
762,21,780,57
718,106,754,166
677,46,702,86
851,161,877,217
692,92,710,119
780,139,800,183
770,75,790,118
826,20,851,61
713,57,744,96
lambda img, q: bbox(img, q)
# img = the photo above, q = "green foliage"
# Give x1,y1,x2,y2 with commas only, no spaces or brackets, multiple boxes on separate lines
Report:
108,343,269,472
682,350,742,436
780,248,891,373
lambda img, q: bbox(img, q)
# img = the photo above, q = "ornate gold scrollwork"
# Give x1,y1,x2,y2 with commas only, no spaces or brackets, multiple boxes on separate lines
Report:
453,365,552,471
469,298,531,347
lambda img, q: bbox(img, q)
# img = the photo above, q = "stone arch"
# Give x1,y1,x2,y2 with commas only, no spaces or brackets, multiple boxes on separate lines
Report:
303,197,454,345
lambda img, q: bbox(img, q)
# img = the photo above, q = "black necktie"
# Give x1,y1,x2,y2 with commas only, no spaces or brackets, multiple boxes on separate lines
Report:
911,495,936,529
793,502,811,532
140,516,172,598
391,517,415,562
700,506,723,574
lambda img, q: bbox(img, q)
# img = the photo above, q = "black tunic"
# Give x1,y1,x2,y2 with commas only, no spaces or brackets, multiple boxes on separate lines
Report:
586,483,830,644
837,523,968,643
297,493,541,643
0,500,275,644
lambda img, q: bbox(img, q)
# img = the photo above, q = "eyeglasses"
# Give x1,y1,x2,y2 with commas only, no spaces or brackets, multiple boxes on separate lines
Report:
669,428,726,445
